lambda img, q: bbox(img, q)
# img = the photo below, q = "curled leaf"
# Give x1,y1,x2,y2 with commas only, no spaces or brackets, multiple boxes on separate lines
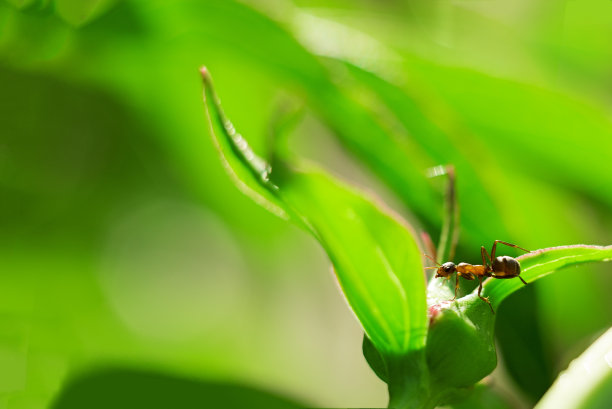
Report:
202,67,427,355
201,67,289,220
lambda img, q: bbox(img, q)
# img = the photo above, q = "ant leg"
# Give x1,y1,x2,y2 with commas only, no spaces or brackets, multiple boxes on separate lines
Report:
491,240,531,260
481,246,491,267
477,276,495,314
519,276,528,285
451,274,460,300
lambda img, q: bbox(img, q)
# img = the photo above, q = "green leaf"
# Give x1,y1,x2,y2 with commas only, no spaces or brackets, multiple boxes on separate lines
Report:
307,81,442,236
334,60,509,241
362,334,388,382
482,245,612,310
535,327,612,409
278,166,428,353
201,67,290,222
414,64,612,211
202,67,427,356
52,368,304,409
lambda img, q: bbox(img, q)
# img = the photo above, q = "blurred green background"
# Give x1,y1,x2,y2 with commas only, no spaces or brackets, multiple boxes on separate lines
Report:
1,0,612,408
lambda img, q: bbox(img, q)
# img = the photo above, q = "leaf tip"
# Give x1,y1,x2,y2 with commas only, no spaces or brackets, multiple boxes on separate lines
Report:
200,66,213,93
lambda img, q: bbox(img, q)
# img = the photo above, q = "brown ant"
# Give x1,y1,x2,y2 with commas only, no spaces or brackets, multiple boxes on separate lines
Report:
426,240,530,314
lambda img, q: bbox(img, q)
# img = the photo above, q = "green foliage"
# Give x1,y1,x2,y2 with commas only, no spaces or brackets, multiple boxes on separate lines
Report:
2,0,612,408
204,66,612,408
203,68,427,356
535,327,612,409
51,368,303,409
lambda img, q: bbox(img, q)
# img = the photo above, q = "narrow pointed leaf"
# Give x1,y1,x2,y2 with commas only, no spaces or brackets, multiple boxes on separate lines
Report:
202,68,427,355
201,67,289,221
482,245,612,309
535,327,612,409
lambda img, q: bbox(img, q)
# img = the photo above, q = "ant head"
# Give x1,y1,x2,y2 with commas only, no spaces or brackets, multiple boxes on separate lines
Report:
435,262,456,278
423,254,456,278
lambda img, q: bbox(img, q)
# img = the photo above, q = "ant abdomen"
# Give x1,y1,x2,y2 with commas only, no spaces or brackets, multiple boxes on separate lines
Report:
491,256,520,277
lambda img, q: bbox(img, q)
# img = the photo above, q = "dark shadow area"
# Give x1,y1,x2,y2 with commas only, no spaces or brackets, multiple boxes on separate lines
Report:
496,284,554,403
51,368,304,409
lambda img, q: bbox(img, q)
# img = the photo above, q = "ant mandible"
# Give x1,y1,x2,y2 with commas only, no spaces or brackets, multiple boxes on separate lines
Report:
426,240,530,314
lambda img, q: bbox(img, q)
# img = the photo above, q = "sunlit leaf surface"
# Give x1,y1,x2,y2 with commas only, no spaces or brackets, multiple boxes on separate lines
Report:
203,68,427,355
535,327,612,409
2,0,612,406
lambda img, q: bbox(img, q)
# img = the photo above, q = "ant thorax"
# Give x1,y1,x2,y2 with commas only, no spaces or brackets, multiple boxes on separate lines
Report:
456,263,487,276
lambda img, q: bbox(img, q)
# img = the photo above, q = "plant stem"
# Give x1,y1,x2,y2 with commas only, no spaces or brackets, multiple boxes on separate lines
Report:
388,390,439,409
386,351,435,409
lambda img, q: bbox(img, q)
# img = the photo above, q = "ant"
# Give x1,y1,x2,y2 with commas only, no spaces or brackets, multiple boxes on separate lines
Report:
426,240,530,314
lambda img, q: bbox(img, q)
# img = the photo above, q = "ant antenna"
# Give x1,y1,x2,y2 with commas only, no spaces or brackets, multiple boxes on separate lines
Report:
423,253,441,269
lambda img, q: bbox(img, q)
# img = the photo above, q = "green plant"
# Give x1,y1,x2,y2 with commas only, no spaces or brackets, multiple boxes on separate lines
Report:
202,67,612,409
4,1,612,407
